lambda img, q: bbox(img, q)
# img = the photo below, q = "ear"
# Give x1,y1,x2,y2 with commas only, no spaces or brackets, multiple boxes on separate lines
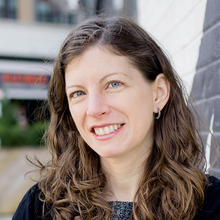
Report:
152,74,170,113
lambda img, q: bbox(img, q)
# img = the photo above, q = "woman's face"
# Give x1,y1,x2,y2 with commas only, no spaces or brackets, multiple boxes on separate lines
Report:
65,46,156,159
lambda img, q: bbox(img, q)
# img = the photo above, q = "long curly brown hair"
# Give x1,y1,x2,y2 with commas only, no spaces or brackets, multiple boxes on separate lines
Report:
38,16,209,220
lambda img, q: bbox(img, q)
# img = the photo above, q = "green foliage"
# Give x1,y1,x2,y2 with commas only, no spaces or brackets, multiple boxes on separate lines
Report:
0,100,17,125
0,100,48,148
26,122,48,146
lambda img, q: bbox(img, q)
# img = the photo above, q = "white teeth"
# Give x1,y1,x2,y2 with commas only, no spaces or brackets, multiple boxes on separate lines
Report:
99,128,105,135
94,128,100,136
104,126,111,134
93,124,123,136
110,125,114,132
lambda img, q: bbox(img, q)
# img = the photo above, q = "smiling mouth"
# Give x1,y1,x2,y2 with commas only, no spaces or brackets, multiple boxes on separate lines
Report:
92,124,124,136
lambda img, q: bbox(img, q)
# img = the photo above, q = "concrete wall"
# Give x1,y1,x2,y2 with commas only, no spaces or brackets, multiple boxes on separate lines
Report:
138,0,207,92
0,20,71,59
137,0,220,177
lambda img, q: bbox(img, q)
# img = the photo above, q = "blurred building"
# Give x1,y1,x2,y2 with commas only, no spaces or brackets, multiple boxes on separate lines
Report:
0,0,137,214
0,0,137,123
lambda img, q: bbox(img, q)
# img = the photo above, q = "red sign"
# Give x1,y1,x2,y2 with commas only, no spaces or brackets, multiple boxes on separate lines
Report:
1,73,48,84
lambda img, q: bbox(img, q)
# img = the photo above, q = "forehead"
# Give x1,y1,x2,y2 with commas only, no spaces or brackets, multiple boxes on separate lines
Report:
65,46,138,81
66,45,133,66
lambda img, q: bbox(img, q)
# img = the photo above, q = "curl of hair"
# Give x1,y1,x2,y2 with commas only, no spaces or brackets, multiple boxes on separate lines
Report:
38,16,209,220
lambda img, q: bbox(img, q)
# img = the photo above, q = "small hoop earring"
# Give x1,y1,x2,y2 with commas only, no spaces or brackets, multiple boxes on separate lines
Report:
155,107,161,120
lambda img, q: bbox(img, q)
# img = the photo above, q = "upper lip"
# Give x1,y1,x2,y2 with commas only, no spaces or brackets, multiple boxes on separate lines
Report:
90,123,124,132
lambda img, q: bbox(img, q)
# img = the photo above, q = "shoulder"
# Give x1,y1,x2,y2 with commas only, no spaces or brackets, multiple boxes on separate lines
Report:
194,175,220,220
205,176,220,197
12,183,48,220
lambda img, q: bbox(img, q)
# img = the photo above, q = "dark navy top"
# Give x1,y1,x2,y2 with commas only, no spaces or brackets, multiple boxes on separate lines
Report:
12,176,220,220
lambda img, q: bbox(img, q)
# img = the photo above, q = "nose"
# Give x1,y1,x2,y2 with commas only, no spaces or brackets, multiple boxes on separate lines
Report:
86,94,110,118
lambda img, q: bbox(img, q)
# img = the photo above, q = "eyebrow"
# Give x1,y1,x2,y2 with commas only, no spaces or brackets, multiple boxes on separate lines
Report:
66,84,83,90
100,72,131,83
66,72,131,90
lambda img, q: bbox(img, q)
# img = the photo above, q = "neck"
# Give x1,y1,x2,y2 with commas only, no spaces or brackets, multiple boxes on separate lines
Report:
101,147,149,202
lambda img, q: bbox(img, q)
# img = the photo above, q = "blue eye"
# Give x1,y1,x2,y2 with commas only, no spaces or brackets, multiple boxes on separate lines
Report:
109,81,121,88
72,91,84,98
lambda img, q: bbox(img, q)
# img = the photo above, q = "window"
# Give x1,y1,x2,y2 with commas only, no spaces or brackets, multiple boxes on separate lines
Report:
0,0,16,19
35,0,79,25
34,0,137,25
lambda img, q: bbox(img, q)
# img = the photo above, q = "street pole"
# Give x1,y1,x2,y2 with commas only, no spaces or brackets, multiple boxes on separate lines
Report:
0,100,1,149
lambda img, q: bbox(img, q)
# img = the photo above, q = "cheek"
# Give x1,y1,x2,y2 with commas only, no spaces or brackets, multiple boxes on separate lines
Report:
69,106,83,132
130,93,154,127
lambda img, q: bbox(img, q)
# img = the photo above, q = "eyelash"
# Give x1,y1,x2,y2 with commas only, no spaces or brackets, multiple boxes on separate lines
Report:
70,91,85,99
69,81,123,100
107,81,122,88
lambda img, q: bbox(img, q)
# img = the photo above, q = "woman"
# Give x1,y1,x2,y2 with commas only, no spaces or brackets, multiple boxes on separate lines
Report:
12,16,220,220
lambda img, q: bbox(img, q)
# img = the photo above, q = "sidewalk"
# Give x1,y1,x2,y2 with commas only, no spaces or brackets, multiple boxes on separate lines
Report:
0,148,50,216
0,215,12,220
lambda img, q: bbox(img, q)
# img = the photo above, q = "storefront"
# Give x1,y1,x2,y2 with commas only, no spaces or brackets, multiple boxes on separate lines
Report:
0,59,52,123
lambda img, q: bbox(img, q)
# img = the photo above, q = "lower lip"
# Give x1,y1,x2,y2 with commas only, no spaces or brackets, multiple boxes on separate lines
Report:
92,125,124,141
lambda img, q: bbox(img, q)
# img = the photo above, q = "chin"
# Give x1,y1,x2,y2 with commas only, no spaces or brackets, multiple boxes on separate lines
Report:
97,150,123,159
